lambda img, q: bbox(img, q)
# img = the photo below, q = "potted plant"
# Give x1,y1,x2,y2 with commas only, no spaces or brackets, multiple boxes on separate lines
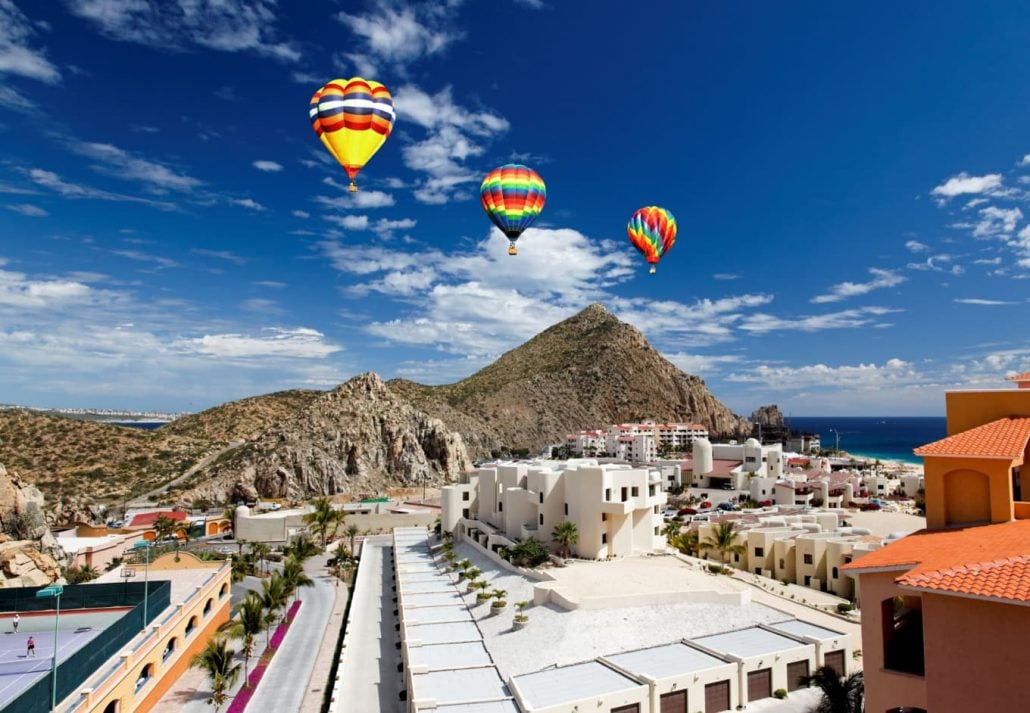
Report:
512,600,529,630
473,580,492,602
490,589,508,614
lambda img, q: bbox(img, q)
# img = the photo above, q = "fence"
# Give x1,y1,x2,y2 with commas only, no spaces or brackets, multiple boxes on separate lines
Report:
1,581,171,713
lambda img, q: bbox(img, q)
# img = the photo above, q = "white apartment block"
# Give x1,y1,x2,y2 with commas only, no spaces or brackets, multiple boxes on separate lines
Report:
441,459,668,559
690,438,785,489
565,422,709,462
565,429,606,456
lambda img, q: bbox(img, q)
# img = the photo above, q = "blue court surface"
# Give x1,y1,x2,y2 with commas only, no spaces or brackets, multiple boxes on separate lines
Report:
0,610,128,709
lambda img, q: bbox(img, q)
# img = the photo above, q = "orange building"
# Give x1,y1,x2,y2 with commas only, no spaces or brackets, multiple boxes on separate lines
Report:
843,376,1030,713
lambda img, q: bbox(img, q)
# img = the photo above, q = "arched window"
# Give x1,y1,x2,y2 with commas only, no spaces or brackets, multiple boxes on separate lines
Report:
203,598,213,616
219,582,229,599
102,700,120,713
163,637,177,662
135,663,154,694
185,616,198,637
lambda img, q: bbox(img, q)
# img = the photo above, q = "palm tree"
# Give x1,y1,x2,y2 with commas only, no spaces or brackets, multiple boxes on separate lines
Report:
799,667,864,713
701,521,746,567
260,571,289,646
283,534,321,562
669,529,700,557
662,520,681,540
303,497,344,549
190,638,240,712
282,555,314,602
153,514,178,543
345,524,360,556
551,521,579,559
250,542,271,577
218,592,263,679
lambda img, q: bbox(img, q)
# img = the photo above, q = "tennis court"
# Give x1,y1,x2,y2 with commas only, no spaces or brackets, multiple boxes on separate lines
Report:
0,610,128,708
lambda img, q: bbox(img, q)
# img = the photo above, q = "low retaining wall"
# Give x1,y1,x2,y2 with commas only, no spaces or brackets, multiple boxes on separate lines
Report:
533,582,748,610
456,531,556,583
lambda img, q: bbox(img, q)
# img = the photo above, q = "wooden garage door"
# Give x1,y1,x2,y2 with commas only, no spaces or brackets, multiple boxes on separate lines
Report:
786,660,809,691
704,680,731,712
659,690,687,713
611,705,639,713
747,668,772,701
824,649,845,677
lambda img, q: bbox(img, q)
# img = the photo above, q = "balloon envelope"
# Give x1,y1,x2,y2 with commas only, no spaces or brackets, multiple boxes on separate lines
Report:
480,164,546,254
310,77,395,191
627,206,677,273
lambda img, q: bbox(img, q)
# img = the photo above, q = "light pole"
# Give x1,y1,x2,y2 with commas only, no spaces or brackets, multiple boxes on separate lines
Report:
830,428,840,453
132,540,152,628
35,584,63,713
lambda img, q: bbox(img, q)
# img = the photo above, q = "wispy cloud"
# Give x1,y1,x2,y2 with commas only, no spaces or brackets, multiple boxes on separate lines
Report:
110,249,179,269
336,2,462,75
907,253,964,275
739,306,897,334
253,160,283,172
65,0,300,62
953,298,1017,306
73,141,203,193
192,249,245,266
811,268,905,304
316,183,395,209
178,327,340,359
0,0,61,83
5,203,47,217
905,240,929,253
972,206,1022,238
28,168,177,210
229,197,265,211
931,172,1003,202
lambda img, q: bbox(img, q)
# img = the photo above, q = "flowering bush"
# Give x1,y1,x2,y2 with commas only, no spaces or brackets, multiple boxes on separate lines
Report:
226,600,303,712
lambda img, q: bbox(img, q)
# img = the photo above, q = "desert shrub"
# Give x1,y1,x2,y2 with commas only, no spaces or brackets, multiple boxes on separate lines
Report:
773,688,787,699
837,602,854,613
507,538,550,568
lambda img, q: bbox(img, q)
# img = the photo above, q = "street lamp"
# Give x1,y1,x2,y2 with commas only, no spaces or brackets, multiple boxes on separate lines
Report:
830,428,840,453
131,540,153,628
35,584,63,713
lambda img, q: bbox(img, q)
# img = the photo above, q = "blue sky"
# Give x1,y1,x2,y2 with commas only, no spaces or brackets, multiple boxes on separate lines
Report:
0,1,1027,416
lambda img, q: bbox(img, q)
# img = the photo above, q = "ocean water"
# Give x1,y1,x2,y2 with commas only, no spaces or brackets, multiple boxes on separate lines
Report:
110,422,165,430
786,417,947,464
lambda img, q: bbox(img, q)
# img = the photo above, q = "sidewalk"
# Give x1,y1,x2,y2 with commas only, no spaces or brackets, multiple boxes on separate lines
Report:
298,567,351,712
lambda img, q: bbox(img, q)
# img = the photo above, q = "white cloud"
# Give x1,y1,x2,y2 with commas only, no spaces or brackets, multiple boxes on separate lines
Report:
241,298,284,315
66,0,300,62
0,0,61,83
229,197,265,211
0,84,36,112
254,280,286,289
953,298,1016,306
811,268,905,304
727,358,920,391
973,206,1022,238
324,214,370,230
907,253,964,275
394,85,509,204
904,240,929,253
73,141,203,192
178,328,340,359
666,353,742,377
192,249,245,265
713,273,740,280
931,172,1003,201
0,265,96,308
1020,154,1030,167
1013,225,1030,268
110,249,179,269
738,306,897,334
28,168,177,210
336,3,461,73
291,210,309,219
252,160,283,172
5,203,47,217
315,186,395,209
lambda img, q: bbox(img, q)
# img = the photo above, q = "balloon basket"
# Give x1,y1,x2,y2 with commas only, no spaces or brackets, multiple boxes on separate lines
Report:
508,244,518,256
348,182,358,193
649,266,656,274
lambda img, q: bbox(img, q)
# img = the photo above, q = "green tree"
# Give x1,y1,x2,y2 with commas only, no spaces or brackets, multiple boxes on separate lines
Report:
250,542,271,577
152,514,178,542
282,554,314,602
701,521,746,567
260,571,289,646
218,592,263,679
190,638,240,712
669,529,700,557
551,521,579,559
63,564,100,583
507,538,550,567
662,520,681,540
283,533,321,562
303,497,344,549
799,667,864,713
345,524,360,555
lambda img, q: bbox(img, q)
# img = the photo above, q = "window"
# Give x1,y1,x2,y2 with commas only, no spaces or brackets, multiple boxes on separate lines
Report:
462,508,470,519
498,501,503,512
135,664,154,694
745,457,757,463
754,547,764,557
539,514,543,526
605,488,612,501
734,553,740,562
462,491,469,501
804,575,811,586
631,486,639,497
882,596,925,676
163,637,177,662
804,554,813,565
832,566,839,579
203,599,213,617
218,583,228,599
755,568,762,575
654,526,659,536
564,503,568,516
185,616,198,637
601,533,607,545
653,505,659,514
539,492,544,504
779,558,785,569
621,487,628,501
601,513,607,522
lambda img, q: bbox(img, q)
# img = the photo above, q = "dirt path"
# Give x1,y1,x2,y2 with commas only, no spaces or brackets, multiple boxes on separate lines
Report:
128,439,245,506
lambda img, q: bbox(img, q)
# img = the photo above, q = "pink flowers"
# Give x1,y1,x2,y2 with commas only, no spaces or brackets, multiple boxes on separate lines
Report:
227,600,303,713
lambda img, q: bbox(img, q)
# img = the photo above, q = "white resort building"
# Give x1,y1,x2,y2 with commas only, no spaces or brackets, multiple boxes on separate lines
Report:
441,459,668,559
565,422,709,462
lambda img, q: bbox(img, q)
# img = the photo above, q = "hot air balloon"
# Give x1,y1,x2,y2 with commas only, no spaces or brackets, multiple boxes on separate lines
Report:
310,78,395,192
480,164,547,255
627,206,677,273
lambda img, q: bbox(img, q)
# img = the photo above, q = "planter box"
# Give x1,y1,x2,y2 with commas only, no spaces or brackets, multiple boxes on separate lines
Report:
226,600,302,713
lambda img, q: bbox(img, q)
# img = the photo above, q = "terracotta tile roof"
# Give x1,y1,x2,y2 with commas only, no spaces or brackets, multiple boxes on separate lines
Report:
842,519,1030,603
129,510,187,527
1007,371,1030,382
913,417,1030,459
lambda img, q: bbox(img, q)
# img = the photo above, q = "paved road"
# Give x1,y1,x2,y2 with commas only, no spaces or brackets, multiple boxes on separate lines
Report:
127,439,245,506
336,537,403,713
246,555,337,713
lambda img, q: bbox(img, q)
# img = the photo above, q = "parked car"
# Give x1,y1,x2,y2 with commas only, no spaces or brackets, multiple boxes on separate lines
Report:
721,481,735,490
661,508,679,519
717,502,739,511
699,501,713,509
678,507,697,516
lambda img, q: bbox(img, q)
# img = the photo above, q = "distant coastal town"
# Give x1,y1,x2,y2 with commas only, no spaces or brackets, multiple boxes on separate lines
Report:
0,403,186,424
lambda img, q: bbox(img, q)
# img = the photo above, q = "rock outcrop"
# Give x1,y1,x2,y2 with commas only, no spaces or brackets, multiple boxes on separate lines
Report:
183,373,472,503
751,405,785,429
0,464,64,587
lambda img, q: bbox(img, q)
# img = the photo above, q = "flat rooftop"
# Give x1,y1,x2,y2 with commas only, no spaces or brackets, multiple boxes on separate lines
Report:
693,626,808,658
402,591,465,606
432,701,520,713
96,563,223,604
405,621,483,645
604,642,731,679
767,619,845,642
411,667,508,706
402,604,472,625
512,661,642,709
407,642,493,671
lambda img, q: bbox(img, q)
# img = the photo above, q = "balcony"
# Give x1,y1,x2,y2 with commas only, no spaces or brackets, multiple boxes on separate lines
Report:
600,500,632,515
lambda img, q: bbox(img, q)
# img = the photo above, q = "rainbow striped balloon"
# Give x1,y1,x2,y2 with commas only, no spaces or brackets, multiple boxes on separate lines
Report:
480,164,547,255
627,206,677,274
310,77,395,191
